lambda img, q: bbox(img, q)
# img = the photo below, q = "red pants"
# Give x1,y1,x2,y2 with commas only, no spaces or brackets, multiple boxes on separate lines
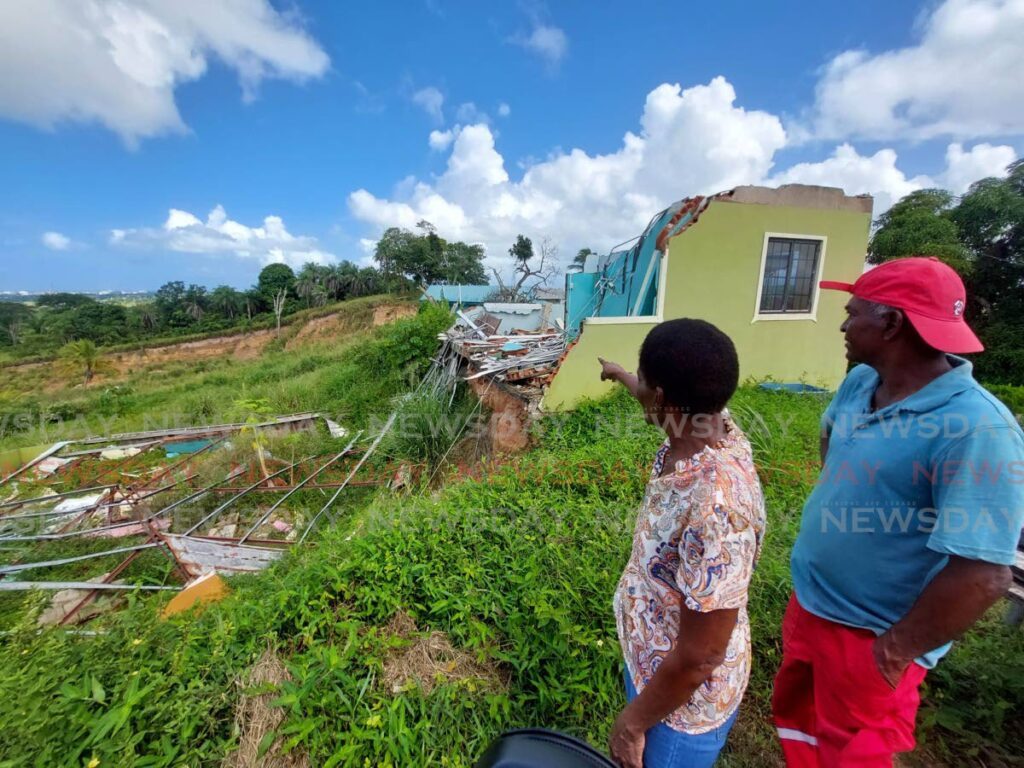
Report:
772,594,927,767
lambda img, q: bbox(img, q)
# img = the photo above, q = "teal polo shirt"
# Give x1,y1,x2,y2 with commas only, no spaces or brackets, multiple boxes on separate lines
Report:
791,357,1024,667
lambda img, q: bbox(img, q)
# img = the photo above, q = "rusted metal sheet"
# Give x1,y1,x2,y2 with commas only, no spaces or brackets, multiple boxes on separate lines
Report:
160,534,283,578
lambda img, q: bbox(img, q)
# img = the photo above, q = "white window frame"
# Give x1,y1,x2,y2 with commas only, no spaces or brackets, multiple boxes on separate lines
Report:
584,245,670,325
752,232,827,323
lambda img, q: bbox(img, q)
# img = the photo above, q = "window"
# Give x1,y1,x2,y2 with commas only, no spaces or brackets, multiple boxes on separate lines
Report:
758,237,822,314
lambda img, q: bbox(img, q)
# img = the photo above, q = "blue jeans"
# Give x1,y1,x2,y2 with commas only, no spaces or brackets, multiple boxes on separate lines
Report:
624,667,738,768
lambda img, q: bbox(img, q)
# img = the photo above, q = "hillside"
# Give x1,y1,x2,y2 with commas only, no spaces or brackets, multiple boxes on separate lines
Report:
0,296,419,449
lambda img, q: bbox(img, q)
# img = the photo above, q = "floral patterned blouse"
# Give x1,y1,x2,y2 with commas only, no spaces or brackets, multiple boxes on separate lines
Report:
613,420,765,734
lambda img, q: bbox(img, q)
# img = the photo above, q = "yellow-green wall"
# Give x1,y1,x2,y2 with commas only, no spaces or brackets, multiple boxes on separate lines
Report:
544,322,655,410
664,200,868,386
543,199,870,411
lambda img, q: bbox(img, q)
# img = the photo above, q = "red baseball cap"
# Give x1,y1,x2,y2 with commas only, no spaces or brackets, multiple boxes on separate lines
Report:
820,256,983,353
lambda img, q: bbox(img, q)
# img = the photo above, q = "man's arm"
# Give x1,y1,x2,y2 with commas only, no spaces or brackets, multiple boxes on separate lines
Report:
609,606,737,768
874,555,1011,685
599,357,641,400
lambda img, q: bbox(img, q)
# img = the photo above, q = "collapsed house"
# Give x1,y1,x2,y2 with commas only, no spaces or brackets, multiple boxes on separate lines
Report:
0,413,391,625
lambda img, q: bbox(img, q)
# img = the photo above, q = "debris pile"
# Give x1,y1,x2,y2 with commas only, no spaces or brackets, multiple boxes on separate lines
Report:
0,413,389,626
438,311,567,389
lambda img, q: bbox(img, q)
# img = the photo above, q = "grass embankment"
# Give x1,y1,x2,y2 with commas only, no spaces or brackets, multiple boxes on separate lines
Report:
0,293,419,367
0,295,425,451
1,370,1021,765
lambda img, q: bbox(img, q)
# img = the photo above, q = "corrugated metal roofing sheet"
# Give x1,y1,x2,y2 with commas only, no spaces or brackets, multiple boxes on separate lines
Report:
421,284,494,304
482,303,542,315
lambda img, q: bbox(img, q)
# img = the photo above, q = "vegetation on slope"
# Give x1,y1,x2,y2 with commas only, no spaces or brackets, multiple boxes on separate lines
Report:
1,375,1021,766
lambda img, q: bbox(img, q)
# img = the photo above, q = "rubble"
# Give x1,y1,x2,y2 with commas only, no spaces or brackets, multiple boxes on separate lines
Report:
0,412,389,625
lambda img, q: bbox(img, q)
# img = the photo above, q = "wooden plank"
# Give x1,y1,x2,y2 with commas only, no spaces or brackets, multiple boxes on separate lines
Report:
160,534,283,578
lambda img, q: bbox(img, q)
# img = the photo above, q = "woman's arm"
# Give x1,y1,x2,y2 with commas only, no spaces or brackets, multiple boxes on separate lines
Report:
609,606,738,768
599,357,641,400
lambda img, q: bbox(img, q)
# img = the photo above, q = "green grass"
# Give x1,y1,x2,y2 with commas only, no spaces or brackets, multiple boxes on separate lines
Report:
0,320,1020,766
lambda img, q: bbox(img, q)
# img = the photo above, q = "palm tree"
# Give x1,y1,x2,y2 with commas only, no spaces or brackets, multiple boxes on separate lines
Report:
57,339,114,386
295,262,326,307
210,285,241,319
183,284,207,322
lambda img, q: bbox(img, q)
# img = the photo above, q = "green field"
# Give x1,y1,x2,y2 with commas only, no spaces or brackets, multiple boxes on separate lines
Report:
0,301,1021,767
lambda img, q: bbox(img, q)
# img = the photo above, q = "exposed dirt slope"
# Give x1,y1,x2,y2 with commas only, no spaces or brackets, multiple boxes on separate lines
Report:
4,298,419,392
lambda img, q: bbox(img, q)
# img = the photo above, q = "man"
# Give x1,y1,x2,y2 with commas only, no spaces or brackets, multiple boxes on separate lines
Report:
772,257,1024,767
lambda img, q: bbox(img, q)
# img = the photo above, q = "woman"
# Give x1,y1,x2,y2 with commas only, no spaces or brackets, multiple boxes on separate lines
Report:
601,318,765,768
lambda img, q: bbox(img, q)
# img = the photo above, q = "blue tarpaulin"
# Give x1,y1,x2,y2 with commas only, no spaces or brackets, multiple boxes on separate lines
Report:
164,439,214,458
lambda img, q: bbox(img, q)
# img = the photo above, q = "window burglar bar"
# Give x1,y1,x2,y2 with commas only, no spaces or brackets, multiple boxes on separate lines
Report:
759,238,822,314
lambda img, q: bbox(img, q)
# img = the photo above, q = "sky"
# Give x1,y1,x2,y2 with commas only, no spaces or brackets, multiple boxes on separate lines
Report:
0,0,1022,292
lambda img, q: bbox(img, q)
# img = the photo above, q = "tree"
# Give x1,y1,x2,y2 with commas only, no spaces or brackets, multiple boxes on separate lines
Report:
570,247,594,272
872,160,1024,383
868,189,969,271
374,228,417,278
490,235,558,301
57,339,113,386
508,234,534,265
374,223,486,286
183,284,207,322
35,293,95,310
210,286,242,320
355,267,382,296
295,262,328,307
154,281,189,327
243,288,263,319
272,287,288,337
41,301,129,346
441,241,487,284
0,303,32,347
326,262,358,299
257,263,296,303
949,161,1024,334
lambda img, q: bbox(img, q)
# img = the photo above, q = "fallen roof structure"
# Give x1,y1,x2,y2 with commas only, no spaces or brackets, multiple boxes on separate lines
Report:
0,412,391,626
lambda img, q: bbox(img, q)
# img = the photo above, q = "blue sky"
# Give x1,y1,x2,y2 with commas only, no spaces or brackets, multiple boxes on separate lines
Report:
1,0,1021,292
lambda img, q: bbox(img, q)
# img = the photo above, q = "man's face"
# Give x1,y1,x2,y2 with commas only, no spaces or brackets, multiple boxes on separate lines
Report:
840,297,889,364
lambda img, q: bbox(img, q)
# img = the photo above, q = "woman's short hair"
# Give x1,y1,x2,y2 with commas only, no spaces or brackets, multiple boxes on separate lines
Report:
638,318,739,414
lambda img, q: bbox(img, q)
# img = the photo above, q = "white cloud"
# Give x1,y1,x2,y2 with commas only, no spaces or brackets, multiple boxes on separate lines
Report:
939,142,1018,192
769,141,1018,214
768,144,930,217
455,102,489,124
512,24,568,67
428,128,455,151
349,77,785,272
498,102,511,118
41,231,71,251
412,86,444,122
809,0,1024,140
0,0,329,146
357,238,378,266
112,204,335,267
349,75,1020,272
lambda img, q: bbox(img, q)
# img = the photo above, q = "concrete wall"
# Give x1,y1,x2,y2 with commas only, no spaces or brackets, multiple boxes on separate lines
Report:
663,199,869,387
543,321,656,410
543,196,870,410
